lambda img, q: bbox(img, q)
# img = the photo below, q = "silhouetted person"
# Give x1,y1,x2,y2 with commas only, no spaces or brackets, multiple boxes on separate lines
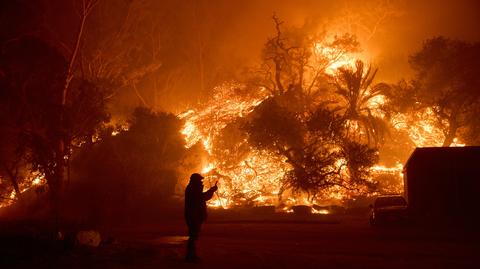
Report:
184,173,218,262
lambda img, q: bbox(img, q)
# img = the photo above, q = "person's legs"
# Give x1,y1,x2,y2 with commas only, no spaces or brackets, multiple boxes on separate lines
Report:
186,235,197,260
186,222,202,261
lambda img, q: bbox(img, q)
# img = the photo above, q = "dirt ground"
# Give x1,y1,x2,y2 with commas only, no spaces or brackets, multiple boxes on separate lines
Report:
1,214,478,269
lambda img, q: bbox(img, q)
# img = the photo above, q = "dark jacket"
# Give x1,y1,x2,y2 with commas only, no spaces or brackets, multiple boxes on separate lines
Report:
184,181,216,225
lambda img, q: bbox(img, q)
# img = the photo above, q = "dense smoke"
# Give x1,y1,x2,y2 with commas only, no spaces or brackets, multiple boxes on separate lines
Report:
2,0,478,115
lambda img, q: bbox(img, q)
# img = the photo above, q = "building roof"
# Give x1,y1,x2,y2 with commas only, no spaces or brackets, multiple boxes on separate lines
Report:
404,146,480,170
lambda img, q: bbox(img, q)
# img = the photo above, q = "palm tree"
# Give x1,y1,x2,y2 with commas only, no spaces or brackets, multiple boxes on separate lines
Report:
333,60,389,145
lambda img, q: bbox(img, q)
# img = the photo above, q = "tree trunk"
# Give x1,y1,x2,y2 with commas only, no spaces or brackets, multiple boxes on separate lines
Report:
2,164,22,201
8,174,21,202
442,127,457,147
442,117,458,147
52,0,97,234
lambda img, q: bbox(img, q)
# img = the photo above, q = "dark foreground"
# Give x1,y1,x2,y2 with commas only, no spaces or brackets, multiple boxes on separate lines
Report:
1,215,478,269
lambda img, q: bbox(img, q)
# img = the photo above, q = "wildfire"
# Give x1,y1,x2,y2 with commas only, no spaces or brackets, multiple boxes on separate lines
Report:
177,42,395,211
179,82,267,151
179,91,380,209
177,45,470,211
179,83,297,208
0,172,46,208
0,38,466,212
391,108,465,147
313,42,358,75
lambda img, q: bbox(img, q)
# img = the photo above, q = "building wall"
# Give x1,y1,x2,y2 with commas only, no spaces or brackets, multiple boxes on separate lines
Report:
404,147,480,225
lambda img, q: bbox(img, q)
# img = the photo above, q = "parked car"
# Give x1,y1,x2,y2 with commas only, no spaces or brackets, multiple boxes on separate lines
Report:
369,195,408,226
292,205,313,215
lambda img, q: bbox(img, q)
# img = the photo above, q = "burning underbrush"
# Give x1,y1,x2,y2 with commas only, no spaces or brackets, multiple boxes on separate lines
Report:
0,83,462,219
178,81,402,211
0,172,46,209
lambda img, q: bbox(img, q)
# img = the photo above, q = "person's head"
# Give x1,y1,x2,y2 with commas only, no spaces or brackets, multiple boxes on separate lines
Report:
189,173,204,188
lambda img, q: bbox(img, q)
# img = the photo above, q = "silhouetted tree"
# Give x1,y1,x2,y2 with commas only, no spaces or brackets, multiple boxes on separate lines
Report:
0,55,29,202
0,127,29,202
381,79,417,119
242,18,379,197
333,60,389,145
245,98,378,197
246,98,304,154
338,140,378,184
69,108,193,224
0,36,110,220
211,119,251,171
0,37,66,207
251,15,359,114
409,37,480,146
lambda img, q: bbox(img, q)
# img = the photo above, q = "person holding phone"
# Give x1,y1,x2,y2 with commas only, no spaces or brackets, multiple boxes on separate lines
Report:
184,173,218,262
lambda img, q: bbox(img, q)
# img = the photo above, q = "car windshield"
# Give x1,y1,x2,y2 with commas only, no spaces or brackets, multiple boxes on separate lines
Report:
375,196,406,207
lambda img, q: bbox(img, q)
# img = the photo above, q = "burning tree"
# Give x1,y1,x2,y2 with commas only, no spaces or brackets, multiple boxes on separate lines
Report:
0,123,30,203
409,37,480,146
0,2,114,218
245,93,379,201
333,60,390,146
180,17,381,207
246,17,380,199
251,15,359,111
0,35,110,211
0,37,68,207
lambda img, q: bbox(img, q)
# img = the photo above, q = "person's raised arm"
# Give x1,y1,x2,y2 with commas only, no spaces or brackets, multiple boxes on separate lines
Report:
202,181,218,201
